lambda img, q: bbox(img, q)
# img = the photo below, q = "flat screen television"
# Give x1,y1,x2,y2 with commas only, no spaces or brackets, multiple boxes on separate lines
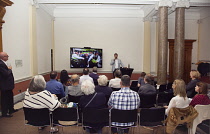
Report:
70,47,102,68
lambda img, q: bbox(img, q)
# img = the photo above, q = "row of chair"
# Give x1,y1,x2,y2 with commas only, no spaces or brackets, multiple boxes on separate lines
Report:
23,107,166,134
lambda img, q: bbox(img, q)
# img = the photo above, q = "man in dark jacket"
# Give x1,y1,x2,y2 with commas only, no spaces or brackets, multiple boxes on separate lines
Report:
0,52,17,117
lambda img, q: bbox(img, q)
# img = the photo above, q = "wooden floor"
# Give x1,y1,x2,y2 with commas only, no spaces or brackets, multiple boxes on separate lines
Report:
0,108,192,134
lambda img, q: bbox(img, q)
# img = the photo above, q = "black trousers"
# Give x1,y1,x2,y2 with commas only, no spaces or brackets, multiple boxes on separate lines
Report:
1,90,14,115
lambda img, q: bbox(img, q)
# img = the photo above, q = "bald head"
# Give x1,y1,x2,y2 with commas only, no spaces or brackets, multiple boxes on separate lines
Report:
0,52,9,61
71,74,80,84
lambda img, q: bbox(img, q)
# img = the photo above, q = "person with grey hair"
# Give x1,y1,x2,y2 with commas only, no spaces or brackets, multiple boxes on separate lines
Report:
95,75,112,97
0,52,18,117
108,75,140,134
79,80,107,134
89,66,99,85
138,75,156,95
109,69,122,88
68,74,84,96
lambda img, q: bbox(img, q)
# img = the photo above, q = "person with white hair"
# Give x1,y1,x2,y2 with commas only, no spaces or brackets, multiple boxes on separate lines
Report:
79,80,107,134
95,75,112,97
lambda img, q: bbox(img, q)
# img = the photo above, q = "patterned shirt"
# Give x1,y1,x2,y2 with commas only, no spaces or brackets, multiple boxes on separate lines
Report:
108,87,140,126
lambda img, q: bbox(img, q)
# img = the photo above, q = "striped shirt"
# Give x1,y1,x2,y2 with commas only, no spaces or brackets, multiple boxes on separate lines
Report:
23,89,61,111
108,87,140,126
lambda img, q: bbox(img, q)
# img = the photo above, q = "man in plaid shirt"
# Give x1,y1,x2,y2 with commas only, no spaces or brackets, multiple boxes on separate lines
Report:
108,75,140,134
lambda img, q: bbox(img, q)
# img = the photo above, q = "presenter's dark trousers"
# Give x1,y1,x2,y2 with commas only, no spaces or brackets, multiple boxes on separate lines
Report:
1,90,14,116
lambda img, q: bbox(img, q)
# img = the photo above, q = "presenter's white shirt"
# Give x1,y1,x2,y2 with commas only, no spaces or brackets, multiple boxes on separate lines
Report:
115,59,119,69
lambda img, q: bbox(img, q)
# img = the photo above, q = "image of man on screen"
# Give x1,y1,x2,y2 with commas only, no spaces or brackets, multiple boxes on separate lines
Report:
88,52,101,68
71,50,84,67
110,53,124,77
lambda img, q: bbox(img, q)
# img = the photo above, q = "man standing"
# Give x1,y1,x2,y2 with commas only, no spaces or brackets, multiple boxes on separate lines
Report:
108,75,140,134
45,71,65,99
0,52,17,117
110,53,124,77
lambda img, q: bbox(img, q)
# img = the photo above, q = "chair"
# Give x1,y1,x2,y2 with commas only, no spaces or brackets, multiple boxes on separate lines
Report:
188,105,210,134
131,80,138,87
23,107,52,133
110,109,138,134
158,84,167,92
157,92,174,106
139,107,166,134
139,93,157,108
68,95,82,103
82,108,109,133
52,107,79,134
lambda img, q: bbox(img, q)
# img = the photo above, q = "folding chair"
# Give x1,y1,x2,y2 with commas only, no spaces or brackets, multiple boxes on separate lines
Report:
110,109,138,134
139,107,166,134
82,108,109,134
139,93,157,108
52,107,79,134
23,107,52,134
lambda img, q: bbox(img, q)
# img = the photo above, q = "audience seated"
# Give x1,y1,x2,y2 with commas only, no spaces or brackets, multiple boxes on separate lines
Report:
60,69,71,96
109,69,121,88
138,75,156,95
108,75,140,134
79,80,107,133
79,68,94,85
186,70,201,98
165,79,190,115
45,71,65,100
68,74,84,96
23,75,61,132
95,75,112,102
137,72,146,87
189,82,210,107
89,66,99,85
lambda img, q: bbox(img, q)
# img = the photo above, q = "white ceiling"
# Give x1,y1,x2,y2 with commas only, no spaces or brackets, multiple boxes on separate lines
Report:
32,0,210,20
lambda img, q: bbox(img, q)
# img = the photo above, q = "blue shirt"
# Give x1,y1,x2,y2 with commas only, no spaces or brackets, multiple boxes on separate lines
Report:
45,79,65,97
108,87,140,126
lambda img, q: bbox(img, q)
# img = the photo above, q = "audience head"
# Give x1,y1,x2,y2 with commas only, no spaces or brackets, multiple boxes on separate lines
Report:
29,75,46,92
71,74,80,85
121,75,130,87
60,70,69,85
92,66,97,73
190,70,201,79
50,71,57,79
144,75,152,84
140,72,146,77
81,80,95,95
98,75,108,86
83,68,89,75
114,53,118,59
172,79,187,98
195,82,208,94
0,52,9,61
114,69,122,78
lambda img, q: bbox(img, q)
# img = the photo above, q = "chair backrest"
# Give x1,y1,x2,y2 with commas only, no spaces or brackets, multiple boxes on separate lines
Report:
158,84,167,92
139,93,157,108
111,109,138,123
157,92,174,105
53,107,78,121
140,107,165,126
131,81,138,87
82,108,109,124
23,107,51,126
68,95,82,103
111,88,121,91
130,87,139,92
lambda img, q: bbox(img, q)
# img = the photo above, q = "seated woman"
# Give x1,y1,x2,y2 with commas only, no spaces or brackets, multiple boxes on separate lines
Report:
60,70,71,96
95,75,112,97
186,70,201,98
109,69,121,89
23,75,61,132
79,80,107,134
189,82,210,107
165,79,190,115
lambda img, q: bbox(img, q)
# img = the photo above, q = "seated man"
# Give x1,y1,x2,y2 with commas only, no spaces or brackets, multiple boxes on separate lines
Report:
138,75,156,95
108,75,140,134
68,74,84,96
79,68,94,84
45,71,65,99
89,66,99,85
109,69,122,89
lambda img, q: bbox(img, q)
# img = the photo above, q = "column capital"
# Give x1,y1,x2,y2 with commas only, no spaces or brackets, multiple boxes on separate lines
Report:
155,0,173,10
29,0,39,8
174,0,190,8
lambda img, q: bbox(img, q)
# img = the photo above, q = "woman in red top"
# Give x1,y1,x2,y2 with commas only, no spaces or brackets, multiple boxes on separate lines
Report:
189,82,210,107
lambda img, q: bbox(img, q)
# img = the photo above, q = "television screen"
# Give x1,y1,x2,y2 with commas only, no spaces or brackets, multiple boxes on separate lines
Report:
70,47,102,68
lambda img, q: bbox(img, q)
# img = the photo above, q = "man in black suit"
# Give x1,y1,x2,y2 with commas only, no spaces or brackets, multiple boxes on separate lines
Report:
0,52,17,117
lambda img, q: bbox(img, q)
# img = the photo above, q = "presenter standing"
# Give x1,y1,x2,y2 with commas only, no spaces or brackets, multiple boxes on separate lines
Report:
110,53,124,77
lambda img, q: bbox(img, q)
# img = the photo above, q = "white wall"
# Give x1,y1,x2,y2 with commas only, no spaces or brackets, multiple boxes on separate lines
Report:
199,7,210,61
36,8,53,74
54,17,144,73
2,0,31,80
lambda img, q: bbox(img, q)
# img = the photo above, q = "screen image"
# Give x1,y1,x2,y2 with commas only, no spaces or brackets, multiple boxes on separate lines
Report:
70,47,102,68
